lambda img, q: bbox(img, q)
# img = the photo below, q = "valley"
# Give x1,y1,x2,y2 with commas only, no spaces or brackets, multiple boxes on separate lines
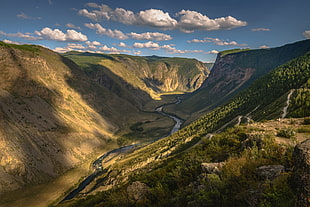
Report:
0,39,309,207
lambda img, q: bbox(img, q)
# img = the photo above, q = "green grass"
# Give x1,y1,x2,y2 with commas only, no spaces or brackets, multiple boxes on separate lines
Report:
0,41,39,52
219,48,251,57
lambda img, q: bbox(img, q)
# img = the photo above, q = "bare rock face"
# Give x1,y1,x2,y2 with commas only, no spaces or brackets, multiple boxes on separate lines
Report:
201,162,224,174
291,139,310,207
256,165,285,180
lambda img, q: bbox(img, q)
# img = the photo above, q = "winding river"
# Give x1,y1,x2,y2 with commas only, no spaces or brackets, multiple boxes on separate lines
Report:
61,97,183,202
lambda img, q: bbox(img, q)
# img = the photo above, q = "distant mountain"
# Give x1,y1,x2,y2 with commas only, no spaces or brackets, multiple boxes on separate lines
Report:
62,52,210,100
167,39,310,123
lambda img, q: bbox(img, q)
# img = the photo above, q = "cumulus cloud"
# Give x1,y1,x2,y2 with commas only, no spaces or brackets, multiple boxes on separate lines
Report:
206,50,219,54
79,4,247,32
128,41,203,54
99,45,130,54
84,23,128,40
85,40,101,49
66,43,86,49
303,30,310,39
161,44,203,54
35,27,88,42
133,41,161,50
117,42,128,47
128,32,172,41
188,37,247,46
17,12,41,20
251,28,270,32
176,10,246,33
66,23,81,30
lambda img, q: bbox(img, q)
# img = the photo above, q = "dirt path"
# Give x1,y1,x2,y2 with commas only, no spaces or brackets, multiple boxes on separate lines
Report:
282,90,294,118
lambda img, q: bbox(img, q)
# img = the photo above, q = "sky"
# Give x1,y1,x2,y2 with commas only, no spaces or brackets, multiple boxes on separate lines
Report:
1,0,310,62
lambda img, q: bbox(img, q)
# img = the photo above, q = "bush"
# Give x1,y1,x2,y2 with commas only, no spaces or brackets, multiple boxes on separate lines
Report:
277,128,296,138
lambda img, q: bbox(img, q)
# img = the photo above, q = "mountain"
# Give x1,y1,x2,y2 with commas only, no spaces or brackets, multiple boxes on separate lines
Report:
167,39,310,122
57,43,310,207
62,52,210,100
0,40,211,202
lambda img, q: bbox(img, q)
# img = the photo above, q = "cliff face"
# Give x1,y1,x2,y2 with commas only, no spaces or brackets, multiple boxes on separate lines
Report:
167,39,310,121
291,139,310,207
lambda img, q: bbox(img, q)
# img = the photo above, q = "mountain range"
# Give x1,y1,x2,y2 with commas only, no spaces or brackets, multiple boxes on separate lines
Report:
0,39,309,207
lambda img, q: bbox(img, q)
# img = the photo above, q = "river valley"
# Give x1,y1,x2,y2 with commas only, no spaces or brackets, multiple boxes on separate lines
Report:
60,97,184,203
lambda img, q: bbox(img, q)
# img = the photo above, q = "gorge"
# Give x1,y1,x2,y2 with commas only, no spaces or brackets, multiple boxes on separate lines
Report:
0,39,309,207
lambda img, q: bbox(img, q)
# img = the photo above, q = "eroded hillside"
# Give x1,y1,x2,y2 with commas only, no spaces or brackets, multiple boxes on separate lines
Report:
0,42,177,194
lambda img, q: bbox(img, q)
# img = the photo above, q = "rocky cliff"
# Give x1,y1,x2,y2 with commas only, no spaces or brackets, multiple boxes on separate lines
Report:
291,139,310,207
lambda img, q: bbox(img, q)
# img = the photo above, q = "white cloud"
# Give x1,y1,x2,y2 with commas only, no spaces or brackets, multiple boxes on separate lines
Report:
84,23,128,40
0,30,42,41
188,37,247,46
251,28,270,32
303,30,310,39
117,42,128,47
79,4,246,32
66,23,81,30
35,27,88,42
85,40,101,49
99,45,130,54
53,47,73,53
67,43,86,49
2,39,20,44
133,41,161,50
259,45,270,49
161,44,203,54
138,9,177,29
78,9,101,21
128,32,172,41
130,42,203,54
206,50,219,54
17,12,41,20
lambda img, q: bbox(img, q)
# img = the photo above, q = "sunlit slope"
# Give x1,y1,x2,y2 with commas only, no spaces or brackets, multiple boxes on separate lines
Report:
63,52,210,100
0,42,164,193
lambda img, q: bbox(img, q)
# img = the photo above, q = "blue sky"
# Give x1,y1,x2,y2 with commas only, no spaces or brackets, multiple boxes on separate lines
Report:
1,0,310,62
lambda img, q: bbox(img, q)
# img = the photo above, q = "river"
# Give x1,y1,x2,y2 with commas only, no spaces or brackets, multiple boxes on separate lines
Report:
61,97,183,202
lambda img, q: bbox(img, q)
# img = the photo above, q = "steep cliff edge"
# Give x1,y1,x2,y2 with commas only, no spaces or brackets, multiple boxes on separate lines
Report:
291,139,310,207
167,39,310,122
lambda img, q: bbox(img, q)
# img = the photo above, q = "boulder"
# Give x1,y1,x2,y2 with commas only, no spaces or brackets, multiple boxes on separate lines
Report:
256,165,285,180
291,139,310,207
201,162,224,174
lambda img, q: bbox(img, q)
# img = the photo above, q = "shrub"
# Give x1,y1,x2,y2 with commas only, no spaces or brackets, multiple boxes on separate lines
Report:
277,128,296,138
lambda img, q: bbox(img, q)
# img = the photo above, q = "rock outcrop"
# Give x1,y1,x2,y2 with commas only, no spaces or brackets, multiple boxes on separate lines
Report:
256,165,285,180
291,139,310,207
